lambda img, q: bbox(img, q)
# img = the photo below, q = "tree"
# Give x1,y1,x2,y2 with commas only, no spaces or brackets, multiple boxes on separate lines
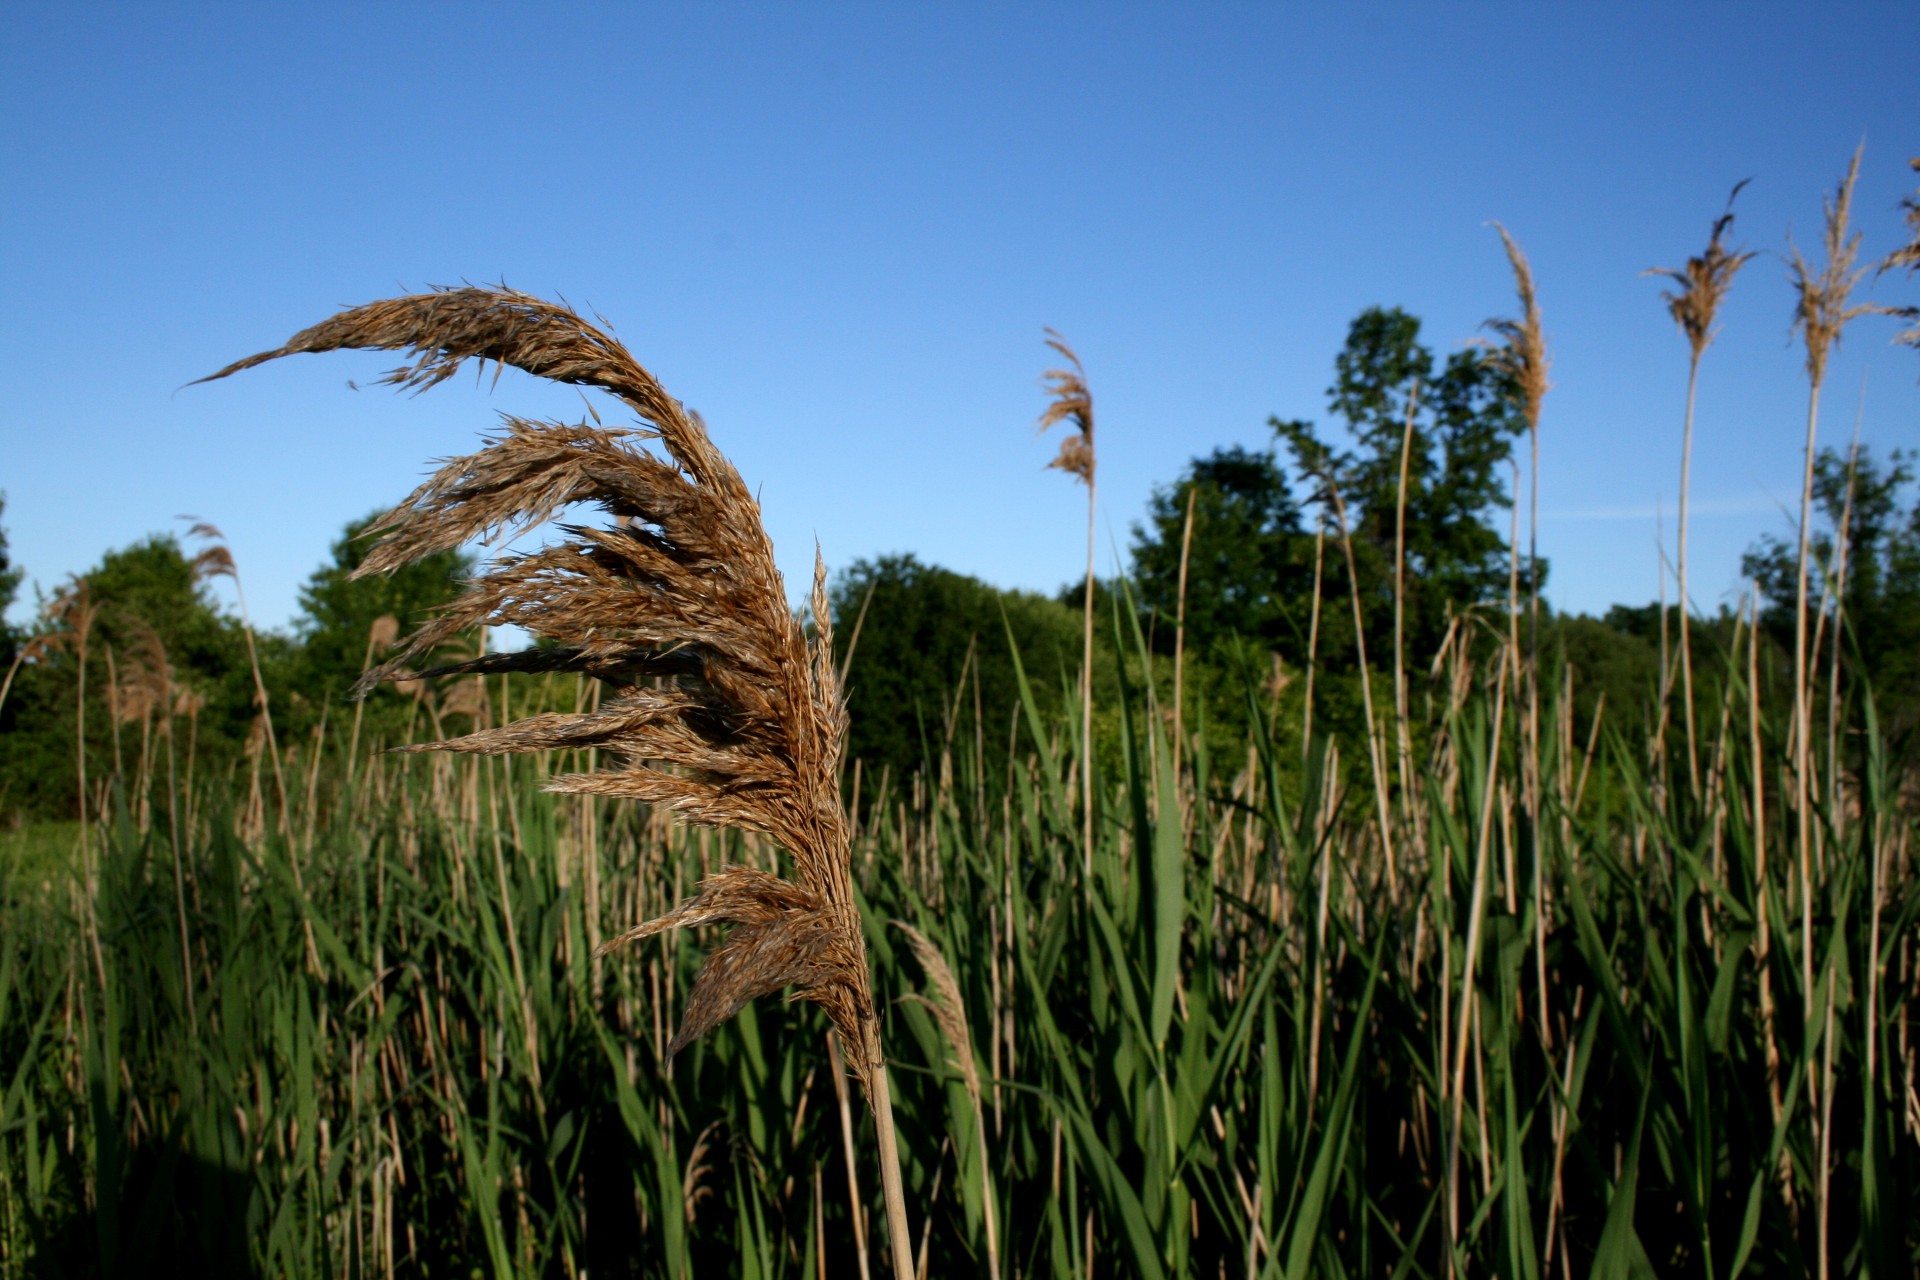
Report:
1744,445,1920,734
829,554,1081,784
0,493,21,638
1130,307,1535,675
294,511,472,704
1273,306,1537,661
0,533,264,823
1129,446,1312,656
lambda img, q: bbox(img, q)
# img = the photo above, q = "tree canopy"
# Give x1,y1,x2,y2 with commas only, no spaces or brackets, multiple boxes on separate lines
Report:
1132,306,1536,669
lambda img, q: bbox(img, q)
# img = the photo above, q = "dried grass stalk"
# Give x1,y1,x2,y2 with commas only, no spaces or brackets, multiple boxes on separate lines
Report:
1035,329,1097,877
1647,183,1755,790
1787,147,1884,388
893,921,998,1280
1036,328,1094,486
1482,224,1549,431
200,285,915,1274
1649,181,1756,362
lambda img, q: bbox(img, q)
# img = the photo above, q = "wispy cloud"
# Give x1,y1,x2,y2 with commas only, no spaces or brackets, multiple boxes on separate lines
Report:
1547,493,1785,522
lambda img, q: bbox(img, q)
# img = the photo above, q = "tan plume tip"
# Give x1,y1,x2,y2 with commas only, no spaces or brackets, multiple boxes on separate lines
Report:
1482,224,1551,429
596,867,874,1081
1883,157,1920,365
1646,180,1756,360
892,920,981,1107
200,285,876,1084
1037,327,1095,485
1787,145,1888,388
367,614,401,654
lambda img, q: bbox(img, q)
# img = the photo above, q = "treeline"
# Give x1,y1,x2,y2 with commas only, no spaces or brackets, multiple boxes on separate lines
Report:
0,510,470,826
5,306,1918,828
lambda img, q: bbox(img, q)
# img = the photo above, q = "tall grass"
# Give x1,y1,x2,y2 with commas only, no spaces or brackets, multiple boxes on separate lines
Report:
2,542,1914,1276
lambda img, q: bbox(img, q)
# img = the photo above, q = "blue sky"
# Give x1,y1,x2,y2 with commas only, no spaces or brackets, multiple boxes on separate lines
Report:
4,4,1917,637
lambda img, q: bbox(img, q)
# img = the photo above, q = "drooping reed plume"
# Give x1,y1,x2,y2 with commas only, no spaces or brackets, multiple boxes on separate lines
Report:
1035,329,1096,873
196,285,916,1277
1648,182,1755,791
894,920,998,1280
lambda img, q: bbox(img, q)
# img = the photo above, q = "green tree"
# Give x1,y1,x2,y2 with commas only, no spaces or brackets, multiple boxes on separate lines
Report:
293,511,472,707
0,493,21,640
0,534,265,823
1272,306,1537,661
1744,445,1920,734
1130,308,1535,679
830,554,1081,784
1130,446,1313,656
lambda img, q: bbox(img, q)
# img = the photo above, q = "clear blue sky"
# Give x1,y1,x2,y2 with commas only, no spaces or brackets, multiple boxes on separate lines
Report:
4,4,1916,637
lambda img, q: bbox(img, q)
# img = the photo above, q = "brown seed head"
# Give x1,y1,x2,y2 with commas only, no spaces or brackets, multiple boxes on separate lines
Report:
892,920,982,1115
1787,145,1887,388
1481,224,1551,431
1647,180,1756,362
200,286,874,1080
1036,328,1094,486
1882,157,1920,369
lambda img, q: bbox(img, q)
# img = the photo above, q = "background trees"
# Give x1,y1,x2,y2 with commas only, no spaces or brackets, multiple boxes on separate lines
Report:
1131,306,1534,674
1745,444,1920,735
828,553,1083,787
290,511,472,743
5,311,1918,826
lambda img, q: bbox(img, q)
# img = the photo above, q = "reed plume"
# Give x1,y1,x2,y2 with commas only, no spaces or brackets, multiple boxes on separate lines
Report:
894,920,998,1280
1648,182,1755,790
197,285,916,1277
1036,328,1096,876
1481,224,1550,807
1784,149,1887,1269
1884,157,1920,366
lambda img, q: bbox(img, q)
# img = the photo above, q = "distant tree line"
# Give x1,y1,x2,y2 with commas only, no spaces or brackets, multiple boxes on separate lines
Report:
0,507,468,826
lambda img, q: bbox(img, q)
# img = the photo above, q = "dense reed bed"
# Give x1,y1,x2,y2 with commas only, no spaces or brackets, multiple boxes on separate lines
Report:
1,583,1914,1277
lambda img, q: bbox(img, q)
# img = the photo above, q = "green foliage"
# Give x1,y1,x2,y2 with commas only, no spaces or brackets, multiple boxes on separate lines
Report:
291,510,471,738
1130,307,1536,686
1130,446,1312,656
0,494,21,640
0,534,271,824
1745,445,1920,735
2,603,1913,1277
830,553,1083,784
1272,306,1539,660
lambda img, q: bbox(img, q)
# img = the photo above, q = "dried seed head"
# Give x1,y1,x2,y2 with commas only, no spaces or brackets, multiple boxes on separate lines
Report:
892,920,981,1113
367,614,401,654
1037,328,1094,485
1647,180,1756,362
1787,146,1887,388
200,286,876,1081
1883,157,1920,369
1481,224,1551,431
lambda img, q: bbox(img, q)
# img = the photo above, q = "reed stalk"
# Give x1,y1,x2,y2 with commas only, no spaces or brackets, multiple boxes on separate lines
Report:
1648,183,1753,793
